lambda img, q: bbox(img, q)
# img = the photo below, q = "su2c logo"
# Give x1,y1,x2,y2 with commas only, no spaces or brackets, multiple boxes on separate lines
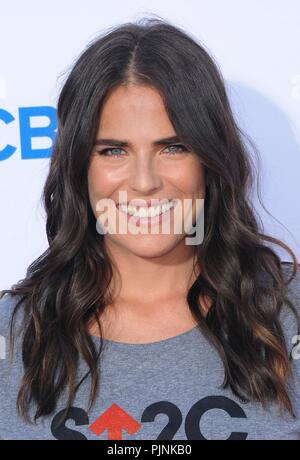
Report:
0,106,57,161
51,396,248,440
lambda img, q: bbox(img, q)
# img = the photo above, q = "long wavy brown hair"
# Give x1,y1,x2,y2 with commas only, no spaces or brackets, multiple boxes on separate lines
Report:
1,16,300,425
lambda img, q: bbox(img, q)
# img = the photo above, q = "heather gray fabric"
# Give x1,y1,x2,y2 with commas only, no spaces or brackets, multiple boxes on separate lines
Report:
1,264,300,440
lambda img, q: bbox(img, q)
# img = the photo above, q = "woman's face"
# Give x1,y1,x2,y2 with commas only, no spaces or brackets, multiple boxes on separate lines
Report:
88,84,206,258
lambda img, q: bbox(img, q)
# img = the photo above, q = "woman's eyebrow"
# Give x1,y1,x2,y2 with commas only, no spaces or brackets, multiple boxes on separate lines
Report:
94,135,182,147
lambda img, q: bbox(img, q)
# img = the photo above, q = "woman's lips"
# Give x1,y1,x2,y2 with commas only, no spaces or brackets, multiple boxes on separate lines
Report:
117,200,178,227
117,198,175,209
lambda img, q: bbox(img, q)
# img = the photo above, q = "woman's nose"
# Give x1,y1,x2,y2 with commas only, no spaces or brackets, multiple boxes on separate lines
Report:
127,155,162,194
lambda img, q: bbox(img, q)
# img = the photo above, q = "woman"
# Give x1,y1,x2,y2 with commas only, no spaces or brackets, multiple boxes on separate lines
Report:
0,17,300,440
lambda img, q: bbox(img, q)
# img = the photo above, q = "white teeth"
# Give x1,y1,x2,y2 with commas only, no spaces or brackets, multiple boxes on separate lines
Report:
119,200,175,218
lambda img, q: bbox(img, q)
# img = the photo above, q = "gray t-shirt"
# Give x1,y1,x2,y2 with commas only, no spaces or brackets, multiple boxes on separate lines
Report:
1,264,300,440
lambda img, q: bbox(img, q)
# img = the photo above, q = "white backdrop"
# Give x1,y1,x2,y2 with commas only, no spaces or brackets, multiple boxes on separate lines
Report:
0,0,300,291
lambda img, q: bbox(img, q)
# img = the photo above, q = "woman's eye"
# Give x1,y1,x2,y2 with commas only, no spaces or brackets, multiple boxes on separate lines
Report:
97,147,125,157
164,144,189,155
96,144,189,158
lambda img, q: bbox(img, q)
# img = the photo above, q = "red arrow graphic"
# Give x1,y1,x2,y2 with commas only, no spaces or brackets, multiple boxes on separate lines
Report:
89,403,142,440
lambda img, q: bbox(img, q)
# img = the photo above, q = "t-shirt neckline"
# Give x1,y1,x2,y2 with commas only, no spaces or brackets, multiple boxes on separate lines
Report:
90,324,199,349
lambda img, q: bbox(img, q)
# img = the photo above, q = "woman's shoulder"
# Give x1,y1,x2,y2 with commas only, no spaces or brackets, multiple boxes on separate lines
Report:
279,262,300,353
0,293,24,344
281,261,300,292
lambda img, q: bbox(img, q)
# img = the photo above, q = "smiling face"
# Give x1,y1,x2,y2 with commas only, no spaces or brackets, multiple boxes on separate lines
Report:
87,84,206,258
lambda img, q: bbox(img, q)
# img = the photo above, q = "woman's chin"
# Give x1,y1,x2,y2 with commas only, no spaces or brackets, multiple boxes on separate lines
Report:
106,233,185,257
